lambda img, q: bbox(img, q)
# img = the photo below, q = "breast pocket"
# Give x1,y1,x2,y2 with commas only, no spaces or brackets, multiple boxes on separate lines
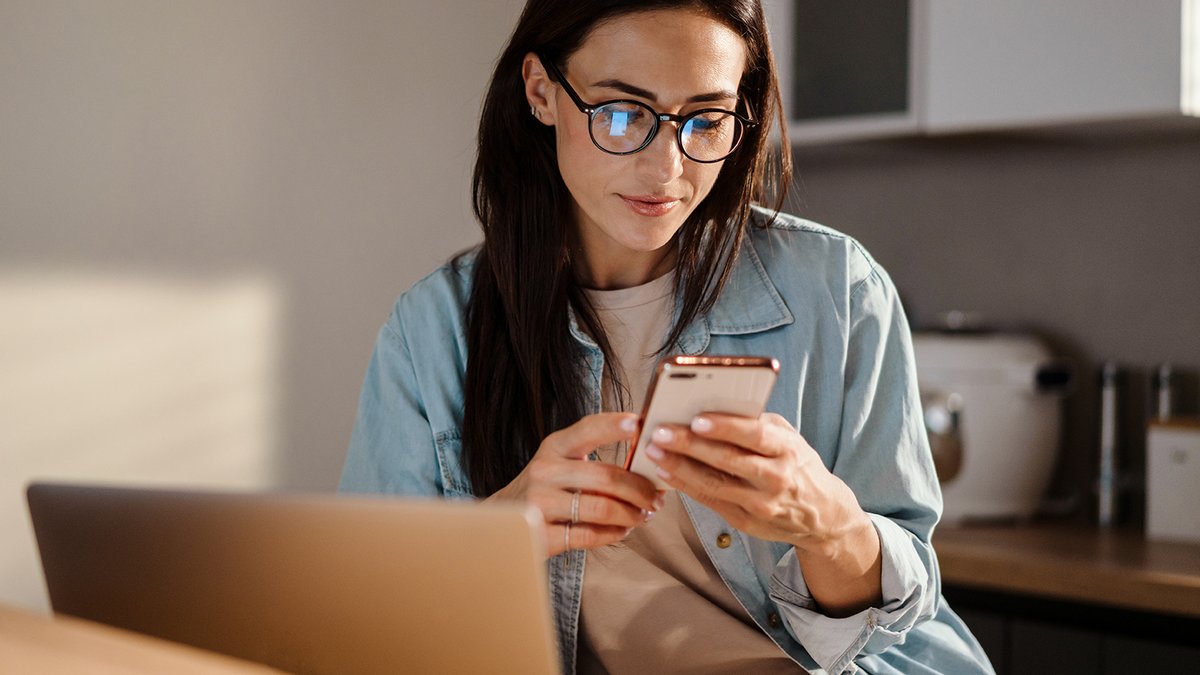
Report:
433,429,475,498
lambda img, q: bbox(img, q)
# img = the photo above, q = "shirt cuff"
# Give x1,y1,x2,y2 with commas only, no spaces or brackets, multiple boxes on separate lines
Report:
767,514,935,674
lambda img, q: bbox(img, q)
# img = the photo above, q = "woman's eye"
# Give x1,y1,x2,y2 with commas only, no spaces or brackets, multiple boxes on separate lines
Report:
689,114,729,135
596,105,648,136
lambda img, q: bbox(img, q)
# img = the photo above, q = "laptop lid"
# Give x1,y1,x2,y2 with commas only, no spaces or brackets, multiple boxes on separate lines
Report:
27,482,560,675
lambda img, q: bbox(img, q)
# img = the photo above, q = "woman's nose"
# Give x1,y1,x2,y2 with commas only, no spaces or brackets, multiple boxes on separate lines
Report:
635,123,685,184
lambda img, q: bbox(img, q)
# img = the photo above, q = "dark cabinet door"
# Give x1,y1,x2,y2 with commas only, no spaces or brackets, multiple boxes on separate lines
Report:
955,608,1007,675
1102,636,1200,674
788,0,910,122
1009,619,1101,675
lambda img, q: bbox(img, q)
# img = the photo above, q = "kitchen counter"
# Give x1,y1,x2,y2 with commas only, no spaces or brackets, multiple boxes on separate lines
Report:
933,522,1200,619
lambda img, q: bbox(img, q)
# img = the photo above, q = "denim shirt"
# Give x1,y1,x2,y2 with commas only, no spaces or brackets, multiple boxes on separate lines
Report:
339,208,994,675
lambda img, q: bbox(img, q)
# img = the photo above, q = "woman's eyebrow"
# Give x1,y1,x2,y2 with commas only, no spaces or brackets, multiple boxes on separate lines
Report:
591,78,738,104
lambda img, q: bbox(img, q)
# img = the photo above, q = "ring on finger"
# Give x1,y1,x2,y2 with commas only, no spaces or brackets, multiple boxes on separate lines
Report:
564,521,571,552
570,490,581,524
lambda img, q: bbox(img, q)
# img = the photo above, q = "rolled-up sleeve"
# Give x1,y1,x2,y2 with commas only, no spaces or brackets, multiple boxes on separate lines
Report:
769,263,942,674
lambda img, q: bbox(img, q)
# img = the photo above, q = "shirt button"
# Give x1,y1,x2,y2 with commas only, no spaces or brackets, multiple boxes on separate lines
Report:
716,532,732,549
768,612,781,628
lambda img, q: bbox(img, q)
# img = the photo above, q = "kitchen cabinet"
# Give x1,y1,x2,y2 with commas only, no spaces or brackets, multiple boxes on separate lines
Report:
764,0,1199,143
764,0,919,142
1102,636,1200,673
936,522,1200,675
952,601,1200,675
955,608,1007,675
1008,620,1102,675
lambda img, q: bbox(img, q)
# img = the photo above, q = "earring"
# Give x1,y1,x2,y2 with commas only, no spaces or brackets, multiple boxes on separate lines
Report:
530,106,539,119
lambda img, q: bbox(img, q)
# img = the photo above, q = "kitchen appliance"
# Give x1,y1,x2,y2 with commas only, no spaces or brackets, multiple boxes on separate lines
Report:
1146,421,1200,544
1097,362,1120,527
912,331,1072,523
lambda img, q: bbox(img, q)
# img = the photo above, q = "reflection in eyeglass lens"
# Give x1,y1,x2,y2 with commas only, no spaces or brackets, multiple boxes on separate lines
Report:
592,102,742,161
608,110,629,137
682,113,736,157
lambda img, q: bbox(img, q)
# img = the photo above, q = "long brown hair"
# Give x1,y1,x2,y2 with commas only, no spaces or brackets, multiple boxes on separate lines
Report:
464,0,791,496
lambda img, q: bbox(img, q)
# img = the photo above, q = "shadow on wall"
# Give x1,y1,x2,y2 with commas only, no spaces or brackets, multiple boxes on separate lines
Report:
0,268,283,612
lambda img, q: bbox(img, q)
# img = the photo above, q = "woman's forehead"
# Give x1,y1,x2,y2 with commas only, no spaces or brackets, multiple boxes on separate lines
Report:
568,9,748,98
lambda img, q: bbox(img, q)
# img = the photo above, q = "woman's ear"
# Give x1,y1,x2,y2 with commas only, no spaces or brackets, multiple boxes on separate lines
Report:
522,52,558,126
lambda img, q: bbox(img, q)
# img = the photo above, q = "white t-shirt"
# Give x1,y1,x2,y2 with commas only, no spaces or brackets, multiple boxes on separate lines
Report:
579,271,802,674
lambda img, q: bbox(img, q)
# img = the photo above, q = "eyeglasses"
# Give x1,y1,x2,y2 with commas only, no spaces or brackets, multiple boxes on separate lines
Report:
540,56,757,164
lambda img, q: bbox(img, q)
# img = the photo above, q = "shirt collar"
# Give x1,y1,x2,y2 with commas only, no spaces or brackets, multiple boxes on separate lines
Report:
567,231,794,355
674,232,794,355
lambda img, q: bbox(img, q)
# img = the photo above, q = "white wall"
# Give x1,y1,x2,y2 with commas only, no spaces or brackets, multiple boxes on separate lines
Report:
0,0,524,612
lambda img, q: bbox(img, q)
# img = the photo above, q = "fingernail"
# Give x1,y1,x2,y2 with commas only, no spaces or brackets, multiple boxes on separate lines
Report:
653,426,674,443
691,416,713,433
620,416,637,433
655,467,671,481
644,509,656,522
645,444,664,461
653,494,665,511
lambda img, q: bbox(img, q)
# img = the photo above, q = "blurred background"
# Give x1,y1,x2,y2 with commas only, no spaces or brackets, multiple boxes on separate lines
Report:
2,0,525,612
2,5,1198,666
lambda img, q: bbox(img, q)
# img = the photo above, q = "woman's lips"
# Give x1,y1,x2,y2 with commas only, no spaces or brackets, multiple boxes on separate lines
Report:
621,195,680,217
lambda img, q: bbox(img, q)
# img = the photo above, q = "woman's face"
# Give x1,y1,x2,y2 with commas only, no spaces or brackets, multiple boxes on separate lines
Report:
525,9,748,289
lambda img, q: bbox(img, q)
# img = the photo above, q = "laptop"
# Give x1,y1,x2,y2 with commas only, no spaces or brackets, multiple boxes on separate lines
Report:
26,482,561,675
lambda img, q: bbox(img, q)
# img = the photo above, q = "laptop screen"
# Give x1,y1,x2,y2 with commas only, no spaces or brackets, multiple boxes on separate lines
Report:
27,483,560,675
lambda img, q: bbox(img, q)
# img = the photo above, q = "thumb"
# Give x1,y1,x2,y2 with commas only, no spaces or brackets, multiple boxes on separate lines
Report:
543,413,638,460
761,412,796,432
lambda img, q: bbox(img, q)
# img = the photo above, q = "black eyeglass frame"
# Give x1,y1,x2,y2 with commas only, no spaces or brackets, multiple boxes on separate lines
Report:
539,55,758,164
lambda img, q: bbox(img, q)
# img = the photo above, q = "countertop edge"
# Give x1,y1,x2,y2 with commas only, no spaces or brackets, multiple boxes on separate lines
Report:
933,523,1200,619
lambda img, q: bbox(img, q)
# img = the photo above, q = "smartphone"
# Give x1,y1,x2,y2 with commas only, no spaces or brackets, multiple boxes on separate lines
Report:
625,355,780,490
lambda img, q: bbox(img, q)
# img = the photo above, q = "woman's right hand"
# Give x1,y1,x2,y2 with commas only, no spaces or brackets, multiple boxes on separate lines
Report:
487,412,664,557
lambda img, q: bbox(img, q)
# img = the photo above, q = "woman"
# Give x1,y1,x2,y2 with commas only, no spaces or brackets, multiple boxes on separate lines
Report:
340,1,993,673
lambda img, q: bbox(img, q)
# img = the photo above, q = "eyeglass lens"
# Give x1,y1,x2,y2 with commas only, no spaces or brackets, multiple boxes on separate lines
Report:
591,102,742,162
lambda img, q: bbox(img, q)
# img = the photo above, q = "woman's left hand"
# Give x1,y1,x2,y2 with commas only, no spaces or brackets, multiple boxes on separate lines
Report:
644,412,866,556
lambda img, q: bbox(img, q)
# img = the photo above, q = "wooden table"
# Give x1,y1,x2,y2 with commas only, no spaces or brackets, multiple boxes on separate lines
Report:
934,522,1200,618
0,603,286,674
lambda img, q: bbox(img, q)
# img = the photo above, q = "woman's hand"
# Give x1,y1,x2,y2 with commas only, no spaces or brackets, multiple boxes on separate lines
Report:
487,412,663,558
645,412,883,616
